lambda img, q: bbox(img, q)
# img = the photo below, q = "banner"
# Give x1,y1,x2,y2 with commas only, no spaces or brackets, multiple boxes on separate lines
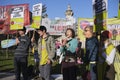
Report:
32,3,42,28
77,18,93,41
107,24,120,40
0,6,4,29
0,4,29,34
9,4,29,30
49,23,67,35
42,18,76,35
93,0,108,32
108,18,120,24
42,19,67,35
1,39,16,48
0,6,16,34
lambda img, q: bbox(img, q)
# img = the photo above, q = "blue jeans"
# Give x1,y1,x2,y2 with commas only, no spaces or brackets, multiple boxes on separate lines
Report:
90,64,97,80
39,64,51,80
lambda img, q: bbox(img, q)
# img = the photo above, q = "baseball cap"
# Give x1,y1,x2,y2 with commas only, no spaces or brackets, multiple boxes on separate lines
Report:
37,26,47,32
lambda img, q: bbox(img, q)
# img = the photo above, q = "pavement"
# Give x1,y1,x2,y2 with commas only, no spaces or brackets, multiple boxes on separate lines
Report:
0,72,82,80
0,72,15,80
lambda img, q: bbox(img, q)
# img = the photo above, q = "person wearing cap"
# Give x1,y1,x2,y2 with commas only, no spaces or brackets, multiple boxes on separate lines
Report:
14,27,30,80
100,30,116,80
83,25,99,80
31,30,40,74
37,26,55,80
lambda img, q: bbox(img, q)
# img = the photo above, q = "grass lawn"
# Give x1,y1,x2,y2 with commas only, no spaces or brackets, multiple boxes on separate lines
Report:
0,51,34,72
0,51,61,73
0,51,84,77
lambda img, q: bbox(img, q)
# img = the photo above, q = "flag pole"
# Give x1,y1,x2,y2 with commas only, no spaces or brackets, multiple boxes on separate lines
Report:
6,34,9,59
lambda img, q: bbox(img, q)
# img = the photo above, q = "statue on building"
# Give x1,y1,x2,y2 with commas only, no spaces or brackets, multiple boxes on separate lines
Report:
65,4,75,26
65,4,74,18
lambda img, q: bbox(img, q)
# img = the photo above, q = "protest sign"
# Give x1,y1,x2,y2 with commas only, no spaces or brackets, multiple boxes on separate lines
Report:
32,3,42,28
1,39,16,48
93,0,108,32
9,4,29,30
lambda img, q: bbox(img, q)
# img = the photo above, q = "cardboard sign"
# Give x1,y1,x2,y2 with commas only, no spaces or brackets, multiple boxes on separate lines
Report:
9,4,30,30
93,0,108,32
32,3,42,28
1,39,16,48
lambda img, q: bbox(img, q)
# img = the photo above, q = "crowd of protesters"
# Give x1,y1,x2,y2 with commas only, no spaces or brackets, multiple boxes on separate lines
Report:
13,25,120,80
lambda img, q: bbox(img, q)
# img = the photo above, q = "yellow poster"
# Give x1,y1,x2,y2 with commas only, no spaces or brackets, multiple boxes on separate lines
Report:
10,6,24,30
32,3,42,29
77,18,93,41
93,0,108,32
32,16,42,28
10,18,24,30
93,11,107,32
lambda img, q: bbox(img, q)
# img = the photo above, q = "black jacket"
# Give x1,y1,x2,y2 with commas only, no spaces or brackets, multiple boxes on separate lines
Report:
15,35,30,57
85,37,99,62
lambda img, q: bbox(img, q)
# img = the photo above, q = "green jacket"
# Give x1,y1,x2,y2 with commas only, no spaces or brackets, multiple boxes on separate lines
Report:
38,34,55,62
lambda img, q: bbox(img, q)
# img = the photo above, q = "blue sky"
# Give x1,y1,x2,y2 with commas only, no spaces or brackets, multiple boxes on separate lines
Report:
0,0,119,19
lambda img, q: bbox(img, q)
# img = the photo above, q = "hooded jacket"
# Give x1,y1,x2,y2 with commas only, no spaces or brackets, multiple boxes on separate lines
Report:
38,34,55,62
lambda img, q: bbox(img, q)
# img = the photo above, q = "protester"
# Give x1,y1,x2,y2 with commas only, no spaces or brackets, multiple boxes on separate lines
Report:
83,25,99,80
114,44,120,80
14,27,30,80
116,45,120,53
31,31,40,76
100,30,116,80
60,28,78,80
55,40,61,49
37,26,55,80
56,46,61,60
76,38,83,64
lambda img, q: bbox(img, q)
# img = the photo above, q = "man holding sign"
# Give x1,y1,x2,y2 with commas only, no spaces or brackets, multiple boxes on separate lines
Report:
14,27,30,80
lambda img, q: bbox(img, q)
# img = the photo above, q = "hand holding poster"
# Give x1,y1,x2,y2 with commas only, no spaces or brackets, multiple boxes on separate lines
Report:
32,3,42,28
